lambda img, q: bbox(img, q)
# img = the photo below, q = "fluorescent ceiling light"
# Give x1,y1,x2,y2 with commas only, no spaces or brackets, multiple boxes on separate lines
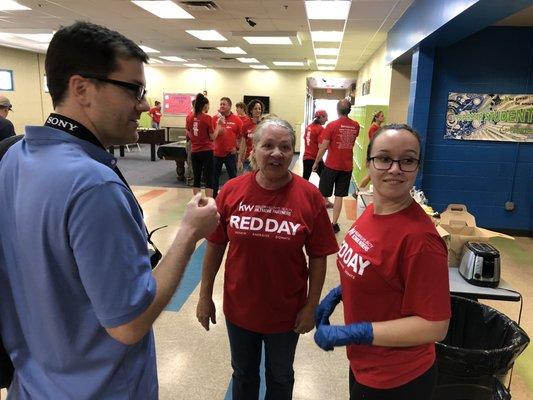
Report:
184,63,206,68
148,58,164,64
305,1,351,20
316,59,337,65
139,45,160,53
250,65,269,70
160,56,186,62
314,48,339,56
243,36,292,45
217,47,246,54
186,30,227,41
131,1,194,19
311,31,343,42
236,57,259,63
273,61,304,66
0,1,31,11
318,66,335,71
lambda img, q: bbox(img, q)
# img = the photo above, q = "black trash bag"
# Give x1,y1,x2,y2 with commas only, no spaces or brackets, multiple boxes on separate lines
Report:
436,296,529,379
433,374,511,400
492,378,511,400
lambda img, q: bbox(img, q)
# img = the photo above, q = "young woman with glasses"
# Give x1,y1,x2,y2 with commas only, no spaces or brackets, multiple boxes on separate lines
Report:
314,124,451,400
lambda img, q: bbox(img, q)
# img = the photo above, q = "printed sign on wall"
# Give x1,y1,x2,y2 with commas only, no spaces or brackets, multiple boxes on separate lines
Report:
163,93,195,115
445,92,532,142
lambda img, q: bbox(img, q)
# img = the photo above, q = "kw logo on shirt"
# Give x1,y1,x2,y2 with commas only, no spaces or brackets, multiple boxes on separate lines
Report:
338,241,371,277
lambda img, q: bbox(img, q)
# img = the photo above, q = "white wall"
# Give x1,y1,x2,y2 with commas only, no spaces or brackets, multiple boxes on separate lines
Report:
0,46,51,133
388,63,411,124
352,43,391,107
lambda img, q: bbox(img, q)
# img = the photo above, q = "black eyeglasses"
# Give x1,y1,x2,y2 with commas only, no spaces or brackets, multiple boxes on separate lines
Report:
80,74,147,101
368,156,420,172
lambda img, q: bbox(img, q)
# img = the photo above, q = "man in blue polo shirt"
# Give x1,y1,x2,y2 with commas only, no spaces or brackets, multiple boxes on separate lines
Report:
0,22,218,399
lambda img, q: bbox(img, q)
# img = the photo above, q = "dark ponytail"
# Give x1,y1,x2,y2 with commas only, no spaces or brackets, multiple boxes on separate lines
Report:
194,93,209,115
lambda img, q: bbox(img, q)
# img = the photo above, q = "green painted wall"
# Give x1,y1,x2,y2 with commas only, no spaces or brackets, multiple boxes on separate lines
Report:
350,105,389,185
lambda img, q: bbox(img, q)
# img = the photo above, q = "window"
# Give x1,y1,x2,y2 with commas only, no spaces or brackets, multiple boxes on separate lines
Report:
0,69,14,91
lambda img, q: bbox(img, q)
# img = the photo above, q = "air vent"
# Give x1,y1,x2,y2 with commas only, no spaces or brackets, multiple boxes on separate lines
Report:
180,1,218,11
196,46,218,52
220,57,236,60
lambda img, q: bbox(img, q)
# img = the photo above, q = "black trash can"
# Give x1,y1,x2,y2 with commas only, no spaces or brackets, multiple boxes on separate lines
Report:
433,296,529,400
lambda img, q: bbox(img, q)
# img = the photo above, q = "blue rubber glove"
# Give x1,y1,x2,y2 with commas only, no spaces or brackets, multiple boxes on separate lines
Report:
314,322,374,351
315,286,342,328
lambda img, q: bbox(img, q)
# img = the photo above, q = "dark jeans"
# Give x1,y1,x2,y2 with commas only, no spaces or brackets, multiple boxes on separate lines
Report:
349,362,437,400
226,319,299,400
191,150,214,189
213,153,237,198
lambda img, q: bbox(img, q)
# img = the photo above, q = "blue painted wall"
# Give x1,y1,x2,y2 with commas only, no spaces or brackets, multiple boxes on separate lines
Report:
421,27,533,232
387,0,533,63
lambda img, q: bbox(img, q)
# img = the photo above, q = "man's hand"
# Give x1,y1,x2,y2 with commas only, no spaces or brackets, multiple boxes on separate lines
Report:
196,297,217,331
312,162,319,172
294,304,316,334
237,160,243,172
180,193,219,241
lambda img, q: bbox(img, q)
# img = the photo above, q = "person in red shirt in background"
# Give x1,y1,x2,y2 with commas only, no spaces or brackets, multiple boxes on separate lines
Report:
212,97,243,198
238,99,263,173
357,110,385,192
314,124,450,400
313,99,360,234
302,110,333,208
235,102,249,173
186,93,214,197
302,110,327,180
196,118,338,400
148,100,162,129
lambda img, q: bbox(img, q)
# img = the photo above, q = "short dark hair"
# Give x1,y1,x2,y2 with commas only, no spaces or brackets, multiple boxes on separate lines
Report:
337,98,351,116
220,97,232,107
366,123,422,161
193,93,209,115
235,102,246,110
247,99,264,116
372,111,383,123
155,101,161,106
45,21,148,108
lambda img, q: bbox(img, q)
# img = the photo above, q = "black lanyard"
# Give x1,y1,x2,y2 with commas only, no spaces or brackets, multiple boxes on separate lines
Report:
44,113,162,268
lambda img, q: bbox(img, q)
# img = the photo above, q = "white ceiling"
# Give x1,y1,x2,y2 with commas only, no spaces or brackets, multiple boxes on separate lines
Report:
0,0,414,71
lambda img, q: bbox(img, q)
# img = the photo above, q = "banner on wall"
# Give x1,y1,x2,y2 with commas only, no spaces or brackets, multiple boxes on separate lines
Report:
163,93,195,115
445,92,532,142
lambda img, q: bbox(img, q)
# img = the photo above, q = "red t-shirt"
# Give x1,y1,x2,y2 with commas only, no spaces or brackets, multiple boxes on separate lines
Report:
208,172,339,333
149,107,162,124
186,112,214,152
241,118,257,159
338,201,451,389
368,123,380,140
322,116,360,171
212,113,243,157
303,123,324,161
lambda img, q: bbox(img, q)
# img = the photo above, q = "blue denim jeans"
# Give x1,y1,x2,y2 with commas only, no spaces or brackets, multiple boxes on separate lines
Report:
226,319,300,400
213,153,237,198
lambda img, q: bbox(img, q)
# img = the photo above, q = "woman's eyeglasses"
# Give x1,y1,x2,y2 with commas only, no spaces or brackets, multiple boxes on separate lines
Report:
368,156,420,172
